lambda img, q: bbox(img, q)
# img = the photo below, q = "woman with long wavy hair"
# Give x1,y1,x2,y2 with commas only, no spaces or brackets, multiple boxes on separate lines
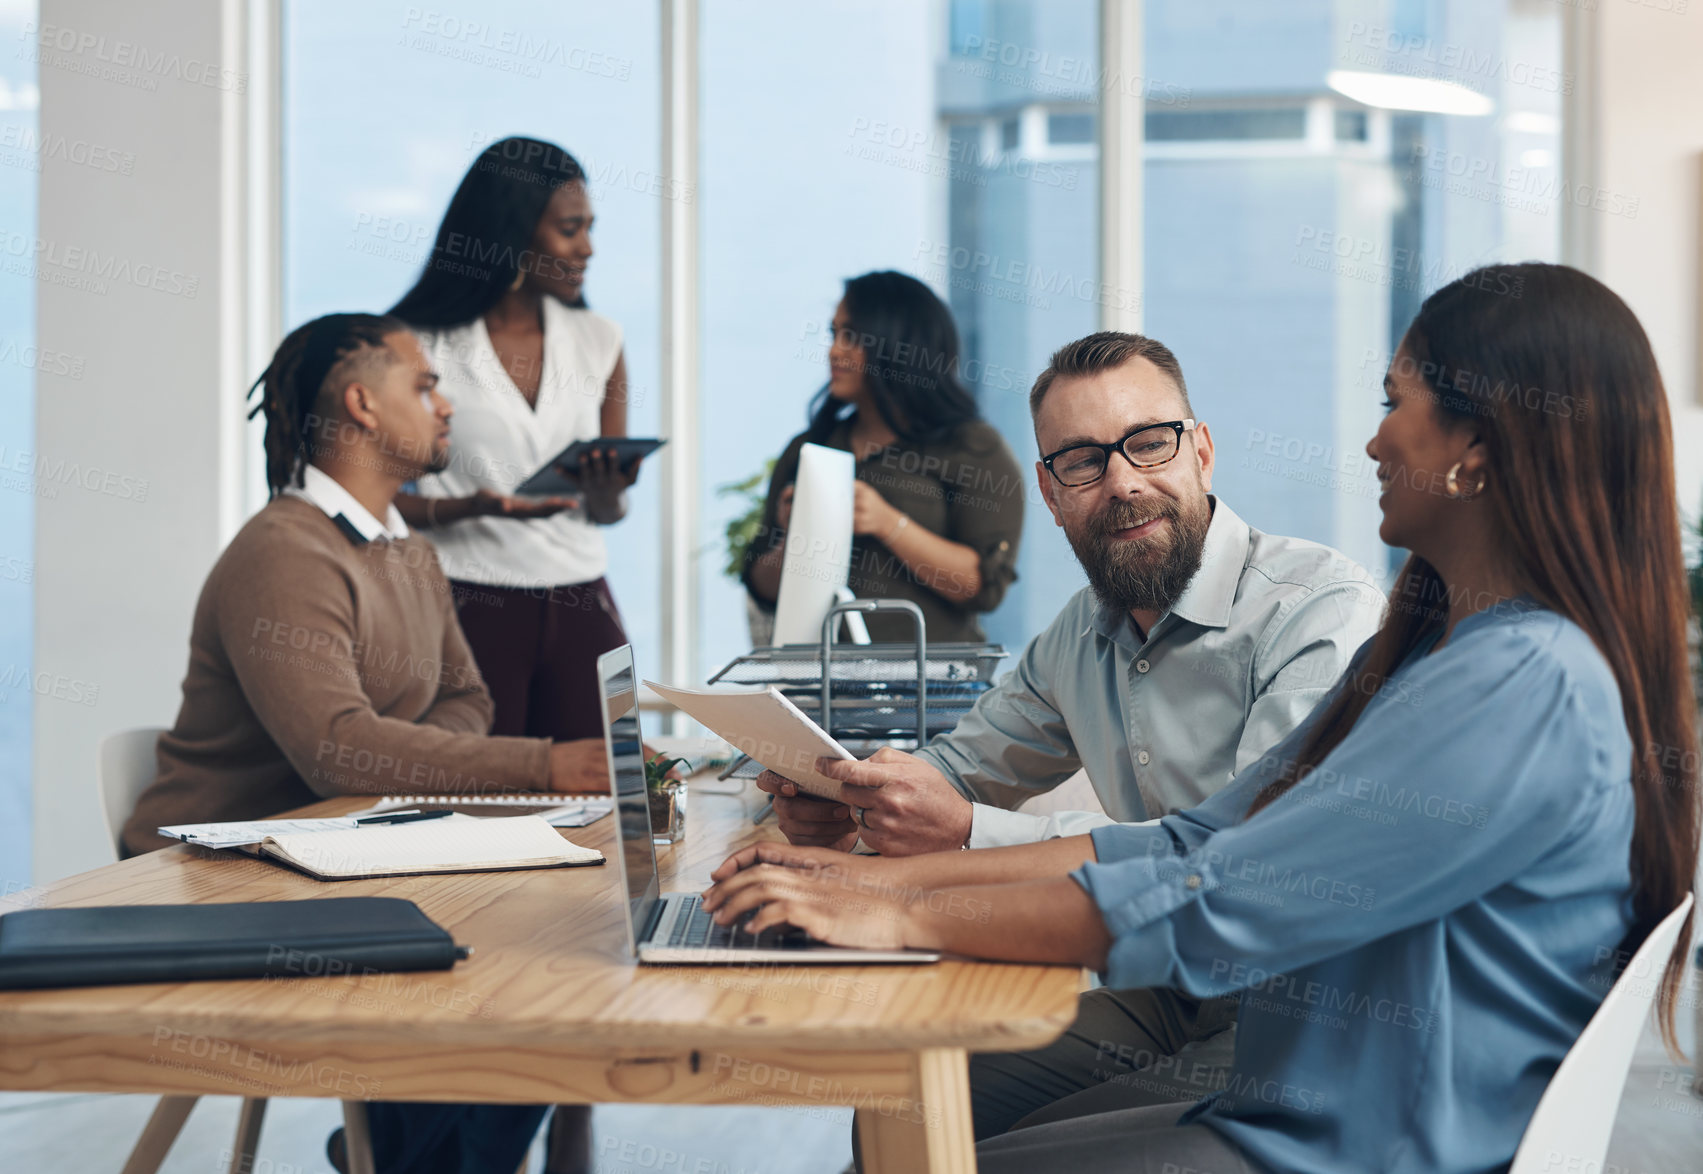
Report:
702,263,1700,1173
743,270,1025,643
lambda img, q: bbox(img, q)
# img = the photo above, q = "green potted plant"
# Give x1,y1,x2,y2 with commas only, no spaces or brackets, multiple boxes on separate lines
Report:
646,752,690,845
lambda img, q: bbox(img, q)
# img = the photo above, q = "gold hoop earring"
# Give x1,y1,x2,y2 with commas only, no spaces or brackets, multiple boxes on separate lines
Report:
1445,462,1487,500
509,268,526,292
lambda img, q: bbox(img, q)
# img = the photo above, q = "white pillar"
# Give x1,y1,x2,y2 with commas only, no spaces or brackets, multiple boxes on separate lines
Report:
1098,0,1143,333
659,0,700,700
32,0,267,880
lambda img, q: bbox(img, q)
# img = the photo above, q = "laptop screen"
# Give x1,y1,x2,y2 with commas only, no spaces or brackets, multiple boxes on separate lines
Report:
596,645,660,951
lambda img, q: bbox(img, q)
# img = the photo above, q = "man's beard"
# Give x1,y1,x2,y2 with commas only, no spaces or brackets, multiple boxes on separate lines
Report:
426,442,451,475
1064,494,1212,615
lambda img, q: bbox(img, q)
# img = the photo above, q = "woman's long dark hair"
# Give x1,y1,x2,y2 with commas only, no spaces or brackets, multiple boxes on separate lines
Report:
1250,262,1699,1051
390,136,585,329
247,312,407,496
808,271,980,446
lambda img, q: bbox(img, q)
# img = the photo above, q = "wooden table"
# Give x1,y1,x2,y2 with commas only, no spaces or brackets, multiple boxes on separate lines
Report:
0,785,1084,1173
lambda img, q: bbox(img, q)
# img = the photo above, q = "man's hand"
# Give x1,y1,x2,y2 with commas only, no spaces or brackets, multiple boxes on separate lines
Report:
822,747,974,856
754,770,860,852
548,738,611,792
757,747,975,857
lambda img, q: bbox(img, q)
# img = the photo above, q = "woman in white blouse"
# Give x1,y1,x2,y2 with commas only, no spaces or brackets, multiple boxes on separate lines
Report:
392,136,641,743
385,135,639,1174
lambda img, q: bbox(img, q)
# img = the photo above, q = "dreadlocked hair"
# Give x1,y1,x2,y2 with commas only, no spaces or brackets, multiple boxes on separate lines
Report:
247,313,409,496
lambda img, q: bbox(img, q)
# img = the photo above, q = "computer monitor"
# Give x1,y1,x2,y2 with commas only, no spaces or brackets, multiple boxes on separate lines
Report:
772,442,856,645
596,644,660,955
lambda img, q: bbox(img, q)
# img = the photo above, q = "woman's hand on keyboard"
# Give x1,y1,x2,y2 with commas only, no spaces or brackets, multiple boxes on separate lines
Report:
701,844,918,951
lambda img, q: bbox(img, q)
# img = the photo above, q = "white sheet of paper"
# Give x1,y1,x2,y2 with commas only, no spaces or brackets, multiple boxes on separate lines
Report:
644,681,855,800
157,816,362,850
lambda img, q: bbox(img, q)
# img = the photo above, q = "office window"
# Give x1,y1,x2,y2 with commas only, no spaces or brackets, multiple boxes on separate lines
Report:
1146,106,1309,142
1047,110,1095,145
694,0,1100,675
281,2,665,684
1335,108,1368,142
938,0,1100,652
1143,0,1563,579
0,1,38,879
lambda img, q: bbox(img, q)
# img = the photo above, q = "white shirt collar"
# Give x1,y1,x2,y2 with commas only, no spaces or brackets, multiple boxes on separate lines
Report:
285,464,410,543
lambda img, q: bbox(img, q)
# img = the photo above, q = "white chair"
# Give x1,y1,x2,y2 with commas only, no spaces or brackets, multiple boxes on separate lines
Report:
95,728,378,1174
1509,892,1696,1174
96,726,168,862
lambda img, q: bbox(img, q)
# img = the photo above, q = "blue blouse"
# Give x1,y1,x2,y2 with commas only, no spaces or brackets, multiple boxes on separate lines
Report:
1072,602,1637,1174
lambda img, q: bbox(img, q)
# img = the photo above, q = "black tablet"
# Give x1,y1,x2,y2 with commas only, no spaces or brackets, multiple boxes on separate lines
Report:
515,437,667,496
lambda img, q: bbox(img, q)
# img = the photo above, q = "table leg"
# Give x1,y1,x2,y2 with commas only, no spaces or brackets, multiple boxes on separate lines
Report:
228,1097,267,1172
856,1048,977,1174
120,1096,198,1174
342,1101,377,1174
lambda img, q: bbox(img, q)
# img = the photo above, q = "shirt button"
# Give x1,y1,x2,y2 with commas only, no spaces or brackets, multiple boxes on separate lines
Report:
1136,659,1150,673
1137,750,1151,766
1185,874,1203,890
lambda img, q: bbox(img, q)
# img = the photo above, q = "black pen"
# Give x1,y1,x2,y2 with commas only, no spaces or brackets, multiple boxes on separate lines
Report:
355,809,455,826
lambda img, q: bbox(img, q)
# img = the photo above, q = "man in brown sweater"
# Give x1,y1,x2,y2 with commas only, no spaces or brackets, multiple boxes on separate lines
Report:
123,312,602,855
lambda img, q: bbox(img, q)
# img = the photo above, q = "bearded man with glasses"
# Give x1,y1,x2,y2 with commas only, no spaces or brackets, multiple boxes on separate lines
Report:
754,330,1387,1135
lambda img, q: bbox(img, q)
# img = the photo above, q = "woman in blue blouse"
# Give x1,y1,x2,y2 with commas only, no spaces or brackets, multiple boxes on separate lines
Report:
701,263,1700,1174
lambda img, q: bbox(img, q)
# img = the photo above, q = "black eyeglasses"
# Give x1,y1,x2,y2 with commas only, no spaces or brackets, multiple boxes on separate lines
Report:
1041,419,1197,487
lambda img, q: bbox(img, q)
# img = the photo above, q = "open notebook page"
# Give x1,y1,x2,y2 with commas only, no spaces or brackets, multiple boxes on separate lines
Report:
259,814,603,880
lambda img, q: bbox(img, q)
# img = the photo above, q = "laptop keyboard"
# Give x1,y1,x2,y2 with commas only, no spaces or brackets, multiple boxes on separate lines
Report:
663,895,816,951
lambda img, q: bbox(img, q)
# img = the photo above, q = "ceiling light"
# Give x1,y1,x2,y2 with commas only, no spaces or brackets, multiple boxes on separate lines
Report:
1327,70,1494,117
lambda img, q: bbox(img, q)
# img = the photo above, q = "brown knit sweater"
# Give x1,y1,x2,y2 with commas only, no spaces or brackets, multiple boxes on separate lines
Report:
122,496,550,855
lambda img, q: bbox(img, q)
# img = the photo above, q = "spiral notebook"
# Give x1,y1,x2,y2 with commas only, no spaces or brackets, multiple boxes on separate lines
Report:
359,794,612,827
257,814,604,881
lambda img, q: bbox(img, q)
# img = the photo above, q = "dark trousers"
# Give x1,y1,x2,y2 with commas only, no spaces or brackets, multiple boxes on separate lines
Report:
390,576,624,1173
367,1103,550,1174
449,577,630,741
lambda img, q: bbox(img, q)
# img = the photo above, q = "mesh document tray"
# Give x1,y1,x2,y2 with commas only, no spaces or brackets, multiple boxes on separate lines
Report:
707,641,1008,773
707,642,1007,688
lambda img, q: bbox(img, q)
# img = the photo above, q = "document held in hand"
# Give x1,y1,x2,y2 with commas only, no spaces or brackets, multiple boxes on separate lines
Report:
643,681,856,800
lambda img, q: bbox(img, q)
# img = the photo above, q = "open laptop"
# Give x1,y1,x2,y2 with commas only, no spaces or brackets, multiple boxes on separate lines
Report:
597,645,940,966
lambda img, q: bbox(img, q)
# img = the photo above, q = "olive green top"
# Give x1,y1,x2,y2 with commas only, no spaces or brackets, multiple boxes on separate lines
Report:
743,415,1026,644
